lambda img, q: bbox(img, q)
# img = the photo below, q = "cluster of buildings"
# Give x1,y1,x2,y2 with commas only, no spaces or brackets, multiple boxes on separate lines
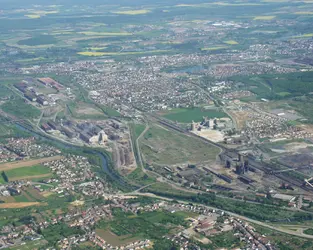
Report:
245,111,312,140
4,137,61,158
90,234,152,250
14,77,67,107
0,225,41,249
42,155,112,196
190,116,228,132
161,202,273,250
0,146,21,163
42,120,109,145
41,119,135,169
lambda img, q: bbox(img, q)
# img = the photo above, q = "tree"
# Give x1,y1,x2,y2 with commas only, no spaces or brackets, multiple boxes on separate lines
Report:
2,171,8,182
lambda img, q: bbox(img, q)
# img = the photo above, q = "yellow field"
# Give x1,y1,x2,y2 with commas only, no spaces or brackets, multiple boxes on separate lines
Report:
0,202,45,208
71,200,85,206
78,50,169,56
294,33,313,38
25,14,41,19
295,11,313,14
78,51,106,56
78,32,131,36
201,46,228,51
254,15,276,20
89,47,108,51
31,10,59,15
224,40,238,45
112,9,151,15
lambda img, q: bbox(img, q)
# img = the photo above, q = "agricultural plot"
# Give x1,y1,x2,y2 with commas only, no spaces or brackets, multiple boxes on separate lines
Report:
139,125,220,165
0,202,43,208
2,165,52,182
96,229,141,247
17,35,58,46
0,156,64,172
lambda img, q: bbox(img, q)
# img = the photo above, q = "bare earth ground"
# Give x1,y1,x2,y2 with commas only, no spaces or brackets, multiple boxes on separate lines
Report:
228,110,249,130
0,155,64,171
75,105,103,115
0,202,45,208
10,173,52,181
192,129,224,142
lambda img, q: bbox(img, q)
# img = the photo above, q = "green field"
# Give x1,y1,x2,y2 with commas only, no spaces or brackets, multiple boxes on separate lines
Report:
17,35,58,46
131,123,146,139
0,85,13,98
126,167,156,186
97,209,188,240
140,125,220,165
230,71,313,100
3,165,51,182
1,98,41,120
161,108,227,123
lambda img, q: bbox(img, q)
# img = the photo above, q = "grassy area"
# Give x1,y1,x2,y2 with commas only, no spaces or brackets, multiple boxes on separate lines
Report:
131,123,146,139
230,71,313,100
17,35,57,46
3,165,51,182
96,229,141,247
140,125,220,165
161,107,227,123
97,104,121,117
253,224,313,249
41,223,84,247
67,101,107,120
0,84,13,98
9,240,47,250
97,209,188,240
142,182,195,196
209,230,241,249
1,97,41,120
126,167,156,186
304,228,313,235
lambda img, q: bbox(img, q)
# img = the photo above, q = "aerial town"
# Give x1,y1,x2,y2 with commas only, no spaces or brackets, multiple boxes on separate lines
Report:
1,0,313,249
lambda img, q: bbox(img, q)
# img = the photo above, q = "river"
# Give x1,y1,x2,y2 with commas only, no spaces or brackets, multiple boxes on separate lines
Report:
15,123,131,189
